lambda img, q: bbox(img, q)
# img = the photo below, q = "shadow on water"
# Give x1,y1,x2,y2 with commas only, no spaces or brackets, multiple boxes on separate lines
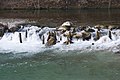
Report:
0,9,120,27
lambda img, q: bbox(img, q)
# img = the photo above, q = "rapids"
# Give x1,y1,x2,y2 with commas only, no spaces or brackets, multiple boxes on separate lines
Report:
0,24,120,54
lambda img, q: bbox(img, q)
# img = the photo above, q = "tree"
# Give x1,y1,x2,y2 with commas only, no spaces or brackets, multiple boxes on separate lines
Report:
108,0,111,9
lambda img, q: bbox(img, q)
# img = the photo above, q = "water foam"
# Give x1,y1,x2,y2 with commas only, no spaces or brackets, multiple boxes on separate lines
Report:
0,25,120,55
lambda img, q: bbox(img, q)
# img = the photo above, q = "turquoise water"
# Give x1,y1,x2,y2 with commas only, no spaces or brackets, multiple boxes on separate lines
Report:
0,50,120,80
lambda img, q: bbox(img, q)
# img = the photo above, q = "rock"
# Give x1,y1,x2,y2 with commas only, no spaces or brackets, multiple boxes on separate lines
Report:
73,32,82,39
8,26,20,32
58,21,74,31
0,23,8,37
61,21,73,27
86,28,95,32
46,32,57,46
81,31,91,41
94,30,100,41
95,25,104,30
115,51,120,54
64,40,73,45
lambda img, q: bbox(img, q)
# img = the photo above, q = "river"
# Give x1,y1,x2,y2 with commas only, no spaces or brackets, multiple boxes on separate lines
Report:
0,9,120,80
0,9,120,26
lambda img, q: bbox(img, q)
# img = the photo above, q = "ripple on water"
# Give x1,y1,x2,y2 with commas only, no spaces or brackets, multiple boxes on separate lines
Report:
0,49,120,80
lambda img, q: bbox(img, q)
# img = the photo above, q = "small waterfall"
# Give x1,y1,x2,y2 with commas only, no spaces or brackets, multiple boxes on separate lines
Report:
0,26,55,44
0,24,120,53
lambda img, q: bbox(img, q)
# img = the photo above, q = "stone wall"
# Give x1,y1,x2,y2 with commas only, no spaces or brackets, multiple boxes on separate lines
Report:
0,0,120,9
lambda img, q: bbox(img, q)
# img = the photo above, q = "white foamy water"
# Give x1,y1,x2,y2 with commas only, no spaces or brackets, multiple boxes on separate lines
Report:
0,25,120,54
0,19,28,28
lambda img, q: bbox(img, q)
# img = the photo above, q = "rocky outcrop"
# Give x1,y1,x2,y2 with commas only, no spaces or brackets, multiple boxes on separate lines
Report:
0,0,120,9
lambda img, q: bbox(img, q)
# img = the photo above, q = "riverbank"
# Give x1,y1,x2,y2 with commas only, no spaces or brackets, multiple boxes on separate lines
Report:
0,0,120,10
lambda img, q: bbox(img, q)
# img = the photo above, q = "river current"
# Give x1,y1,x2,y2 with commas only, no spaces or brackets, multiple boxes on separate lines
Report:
0,9,120,80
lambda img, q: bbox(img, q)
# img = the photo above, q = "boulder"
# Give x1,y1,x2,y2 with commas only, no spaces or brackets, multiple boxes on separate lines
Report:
46,32,57,46
58,21,74,31
0,23,8,37
8,26,21,32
